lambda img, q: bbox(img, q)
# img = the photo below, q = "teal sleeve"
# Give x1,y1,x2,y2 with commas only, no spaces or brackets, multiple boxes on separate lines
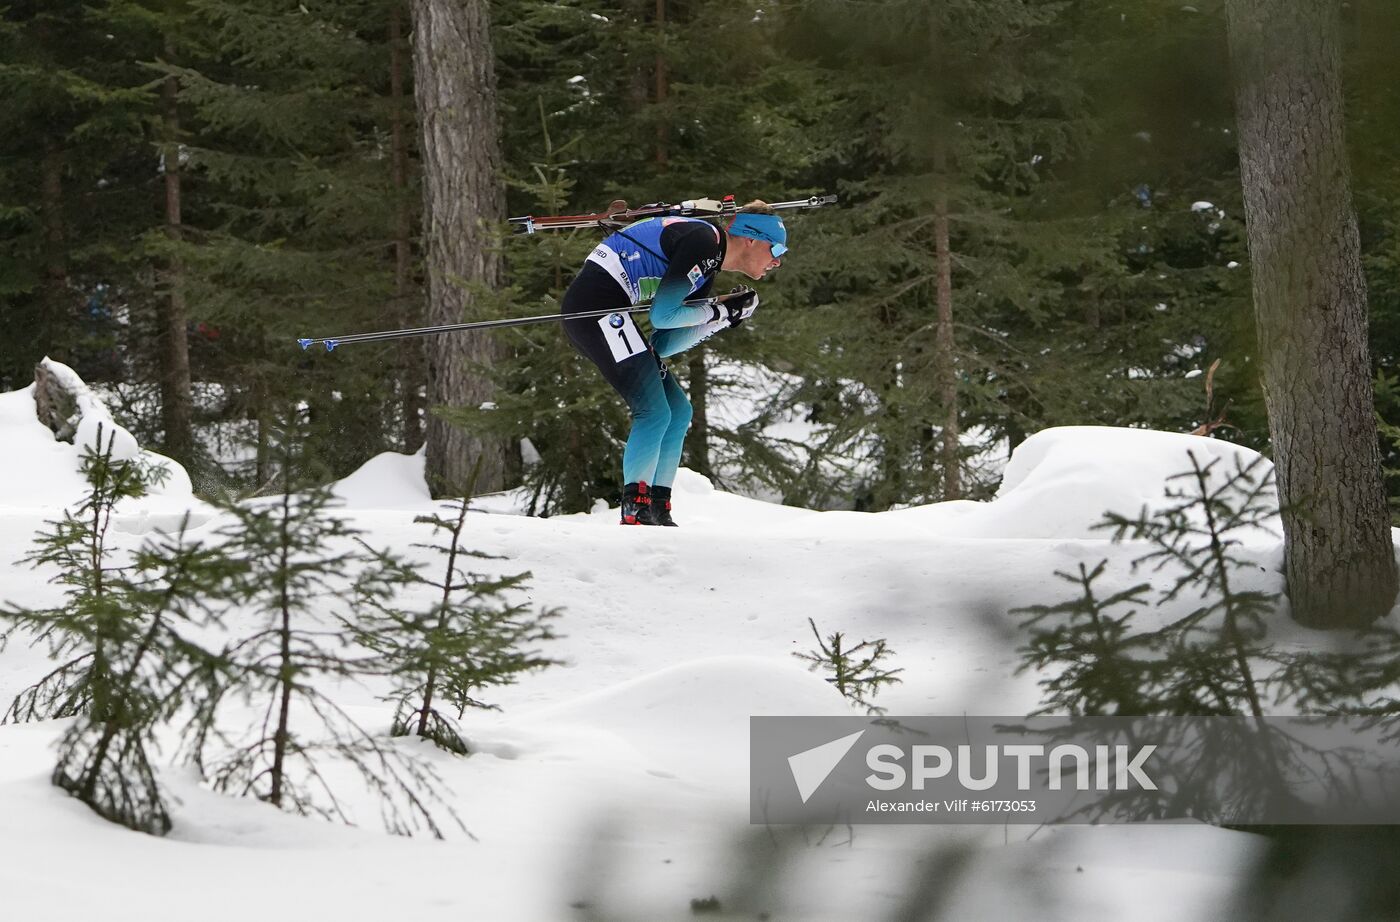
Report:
648,276,718,330
652,321,726,358
647,225,722,329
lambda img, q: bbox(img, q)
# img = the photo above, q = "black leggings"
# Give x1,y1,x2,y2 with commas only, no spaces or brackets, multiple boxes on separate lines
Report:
561,263,693,487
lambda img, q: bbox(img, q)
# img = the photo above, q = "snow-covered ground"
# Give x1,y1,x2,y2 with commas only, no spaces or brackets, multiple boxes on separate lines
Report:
0,364,1317,920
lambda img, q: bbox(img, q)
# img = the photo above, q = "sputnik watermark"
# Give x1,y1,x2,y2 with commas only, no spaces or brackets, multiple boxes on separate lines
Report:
786,734,1156,816
753,716,1400,825
864,743,1157,792
788,730,865,804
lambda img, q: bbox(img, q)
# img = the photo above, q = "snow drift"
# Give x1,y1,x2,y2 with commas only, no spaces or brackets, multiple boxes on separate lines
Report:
873,425,1281,543
0,358,206,528
0,367,1288,921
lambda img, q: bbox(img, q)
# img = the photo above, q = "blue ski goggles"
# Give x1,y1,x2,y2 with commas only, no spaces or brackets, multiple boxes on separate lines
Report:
728,212,788,258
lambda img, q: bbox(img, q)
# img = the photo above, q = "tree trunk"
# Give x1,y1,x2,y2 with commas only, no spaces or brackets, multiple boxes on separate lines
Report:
159,64,194,469
253,367,271,487
410,0,507,496
626,0,649,115
654,0,668,169
686,351,712,478
1226,0,1397,627
255,405,270,486
562,420,588,514
41,134,69,361
933,141,961,501
874,304,907,511
390,3,425,454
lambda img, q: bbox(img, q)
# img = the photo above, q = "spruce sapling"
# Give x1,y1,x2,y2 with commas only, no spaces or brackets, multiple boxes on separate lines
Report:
1015,450,1311,821
1,426,161,722
1097,450,1282,717
1019,450,1284,717
195,427,457,837
1,427,230,834
794,618,903,715
48,520,237,835
1015,561,1155,716
354,488,561,755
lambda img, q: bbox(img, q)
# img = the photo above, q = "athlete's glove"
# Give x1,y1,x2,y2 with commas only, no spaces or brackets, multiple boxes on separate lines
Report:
722,287,760,328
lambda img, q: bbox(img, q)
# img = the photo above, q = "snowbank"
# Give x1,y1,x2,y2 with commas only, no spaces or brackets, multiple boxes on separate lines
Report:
329,448,432,509
557,426,1280,550
893,426,1281,542
0,360,206,527
0,370,1286,920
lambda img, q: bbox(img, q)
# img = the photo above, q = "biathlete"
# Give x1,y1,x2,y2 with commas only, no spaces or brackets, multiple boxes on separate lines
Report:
561,201,788,526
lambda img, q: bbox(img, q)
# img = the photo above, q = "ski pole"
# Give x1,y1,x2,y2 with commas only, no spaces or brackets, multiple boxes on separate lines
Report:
296,291,743,352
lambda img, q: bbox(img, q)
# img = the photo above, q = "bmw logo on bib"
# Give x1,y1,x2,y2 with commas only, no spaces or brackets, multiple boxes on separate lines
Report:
599,311,643,364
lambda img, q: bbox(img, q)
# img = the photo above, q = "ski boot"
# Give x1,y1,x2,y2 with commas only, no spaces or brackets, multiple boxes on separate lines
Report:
620,481,652,525
639,484,678,526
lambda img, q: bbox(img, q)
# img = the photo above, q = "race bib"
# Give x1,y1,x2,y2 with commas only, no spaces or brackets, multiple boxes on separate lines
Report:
599,312,646,363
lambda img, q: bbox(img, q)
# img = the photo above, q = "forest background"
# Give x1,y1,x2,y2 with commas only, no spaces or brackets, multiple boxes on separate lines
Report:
4,0,1398,516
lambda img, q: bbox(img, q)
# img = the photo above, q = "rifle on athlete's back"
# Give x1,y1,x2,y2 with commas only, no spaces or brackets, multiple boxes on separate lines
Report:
508,193,837,235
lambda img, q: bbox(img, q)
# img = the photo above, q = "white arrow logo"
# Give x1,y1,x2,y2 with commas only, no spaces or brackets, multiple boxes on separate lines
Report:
788,730,866,803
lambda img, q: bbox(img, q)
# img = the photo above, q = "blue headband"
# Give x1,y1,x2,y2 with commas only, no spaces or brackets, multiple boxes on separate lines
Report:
728,212,788,258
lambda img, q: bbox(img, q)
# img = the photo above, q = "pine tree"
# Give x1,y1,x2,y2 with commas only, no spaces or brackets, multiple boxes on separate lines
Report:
355,486,560,754
48,519,236,835
441,95,626,514
1350,1,1400,519
1016,561,1154,717
1040,2,1261,444
794,618,903,715
0,0,155,390
483,0,654,513
195,425,456,836
774,0,1106,507
0,426,231,834
2,427,166,723
1015,450,1400,822
1100,450,1282,717
1017,449,1285,718
142,0,414,486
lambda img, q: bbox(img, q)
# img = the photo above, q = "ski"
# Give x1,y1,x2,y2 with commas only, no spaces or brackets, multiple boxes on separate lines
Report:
509,193,837,235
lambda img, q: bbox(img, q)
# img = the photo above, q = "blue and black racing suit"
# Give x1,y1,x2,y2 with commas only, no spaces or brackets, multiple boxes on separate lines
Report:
561,216,733,489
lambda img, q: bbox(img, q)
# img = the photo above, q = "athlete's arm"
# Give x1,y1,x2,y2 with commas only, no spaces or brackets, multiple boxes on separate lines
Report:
648,223,724,330
652,273,756,356
651,321,729,357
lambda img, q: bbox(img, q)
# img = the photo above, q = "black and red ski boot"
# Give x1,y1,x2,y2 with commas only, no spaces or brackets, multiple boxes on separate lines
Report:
639,484,678,526
620,481,651,525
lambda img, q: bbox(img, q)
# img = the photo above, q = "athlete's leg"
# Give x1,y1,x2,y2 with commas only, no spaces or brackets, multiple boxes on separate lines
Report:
651,368,692,489
618,362,670,485
561,264,671,485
